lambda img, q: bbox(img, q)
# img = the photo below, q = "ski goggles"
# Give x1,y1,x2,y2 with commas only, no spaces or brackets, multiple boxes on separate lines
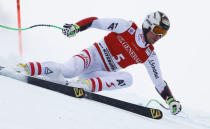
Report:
151,24,167,37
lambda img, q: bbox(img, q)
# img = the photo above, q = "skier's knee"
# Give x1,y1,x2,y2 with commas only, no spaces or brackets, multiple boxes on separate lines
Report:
113,72,133,89
62,50,91,78
121,72,133,87
74,49,91,70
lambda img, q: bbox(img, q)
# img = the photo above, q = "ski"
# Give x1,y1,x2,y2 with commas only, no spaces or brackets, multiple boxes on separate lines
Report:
0,66,163,119
85,92,163,119
27,76,85,98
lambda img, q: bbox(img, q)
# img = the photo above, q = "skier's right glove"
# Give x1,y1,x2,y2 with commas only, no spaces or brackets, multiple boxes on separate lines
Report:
167,97,182,115
62,23,80,38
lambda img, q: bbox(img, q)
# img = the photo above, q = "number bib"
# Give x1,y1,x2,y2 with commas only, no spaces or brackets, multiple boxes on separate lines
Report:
94,22,154,71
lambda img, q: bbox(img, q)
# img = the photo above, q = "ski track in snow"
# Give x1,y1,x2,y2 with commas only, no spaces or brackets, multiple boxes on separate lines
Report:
0,76,210,129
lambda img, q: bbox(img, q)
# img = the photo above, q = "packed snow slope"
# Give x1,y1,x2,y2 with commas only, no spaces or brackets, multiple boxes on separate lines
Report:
0,76,210,129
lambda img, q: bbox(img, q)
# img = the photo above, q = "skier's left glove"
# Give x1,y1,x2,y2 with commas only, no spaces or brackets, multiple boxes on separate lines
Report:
62,23,80,38
167,97,182,115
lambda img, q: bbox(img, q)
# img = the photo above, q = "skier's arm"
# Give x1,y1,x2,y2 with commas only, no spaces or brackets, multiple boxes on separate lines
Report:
144,51,182,115
90,18,132,33
144,51,170,100
76,17,98,31
76,17,133,33
62,17,132,37
62,17,97,38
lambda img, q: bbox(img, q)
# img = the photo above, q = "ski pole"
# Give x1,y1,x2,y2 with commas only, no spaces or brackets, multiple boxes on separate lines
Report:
0,24,63,31
146,99,169,110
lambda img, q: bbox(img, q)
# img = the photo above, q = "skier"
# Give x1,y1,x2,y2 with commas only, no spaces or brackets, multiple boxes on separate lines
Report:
19,11,181,115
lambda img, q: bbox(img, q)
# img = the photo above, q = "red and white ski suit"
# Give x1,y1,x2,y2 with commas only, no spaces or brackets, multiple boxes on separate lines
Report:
28,17,168,95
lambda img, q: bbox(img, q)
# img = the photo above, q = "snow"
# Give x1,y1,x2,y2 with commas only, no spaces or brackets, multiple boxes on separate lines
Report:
0,76,210,129
1,0,210,128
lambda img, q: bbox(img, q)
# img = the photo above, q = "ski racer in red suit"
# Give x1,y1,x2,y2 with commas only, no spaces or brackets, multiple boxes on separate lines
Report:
21,11,182,115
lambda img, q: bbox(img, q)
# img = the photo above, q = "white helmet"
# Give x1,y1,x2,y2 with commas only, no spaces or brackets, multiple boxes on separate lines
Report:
142,11,170,33
142,11,170,44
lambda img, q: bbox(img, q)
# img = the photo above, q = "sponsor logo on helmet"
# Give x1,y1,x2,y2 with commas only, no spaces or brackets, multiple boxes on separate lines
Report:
162,18,169,26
